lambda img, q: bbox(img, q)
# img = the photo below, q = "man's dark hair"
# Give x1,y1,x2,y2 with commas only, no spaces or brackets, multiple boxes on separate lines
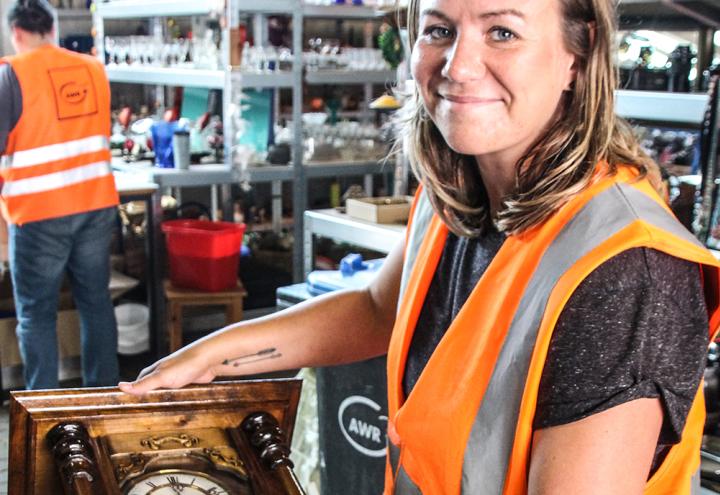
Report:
7,0,55,35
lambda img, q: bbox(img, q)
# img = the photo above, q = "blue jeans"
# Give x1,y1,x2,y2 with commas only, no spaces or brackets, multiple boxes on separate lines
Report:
9,207,119,390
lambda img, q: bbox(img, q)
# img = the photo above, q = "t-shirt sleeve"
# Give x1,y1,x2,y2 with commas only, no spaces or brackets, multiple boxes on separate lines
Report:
533,247,709,445
0,63,22,156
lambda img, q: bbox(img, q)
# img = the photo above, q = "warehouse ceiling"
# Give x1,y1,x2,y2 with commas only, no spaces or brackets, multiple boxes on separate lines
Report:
618,0,720,30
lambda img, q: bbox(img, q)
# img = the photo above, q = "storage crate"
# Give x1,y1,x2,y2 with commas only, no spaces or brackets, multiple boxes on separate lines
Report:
162,220,246,292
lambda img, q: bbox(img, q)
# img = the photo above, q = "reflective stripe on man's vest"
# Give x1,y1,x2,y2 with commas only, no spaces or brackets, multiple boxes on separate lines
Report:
0,45,118,225
385,168,720,495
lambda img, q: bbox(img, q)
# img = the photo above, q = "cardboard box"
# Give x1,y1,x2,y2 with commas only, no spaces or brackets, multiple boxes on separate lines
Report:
345,196,413,224
0,309,81,389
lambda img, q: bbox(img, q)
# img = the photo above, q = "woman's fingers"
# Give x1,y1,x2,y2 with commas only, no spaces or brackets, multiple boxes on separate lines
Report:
118,355,216,396
136,362,160,381
118,368,168,395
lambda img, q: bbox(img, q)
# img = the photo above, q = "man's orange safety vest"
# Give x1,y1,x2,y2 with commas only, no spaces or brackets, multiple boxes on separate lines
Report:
385,167,720,494
0,44,118,225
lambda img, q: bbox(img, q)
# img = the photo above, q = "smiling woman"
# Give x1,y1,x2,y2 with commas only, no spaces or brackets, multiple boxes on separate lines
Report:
401,0,657,236
118,1,720,494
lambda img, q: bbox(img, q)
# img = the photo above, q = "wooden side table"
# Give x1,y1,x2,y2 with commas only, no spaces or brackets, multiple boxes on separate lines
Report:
164,280,248,353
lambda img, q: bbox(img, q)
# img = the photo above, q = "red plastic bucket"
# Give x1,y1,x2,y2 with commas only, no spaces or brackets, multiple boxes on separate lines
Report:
162,219,246,292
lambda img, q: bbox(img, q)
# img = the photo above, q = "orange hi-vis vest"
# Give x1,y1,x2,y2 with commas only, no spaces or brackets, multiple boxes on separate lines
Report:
385,167,720,495
0,44,118,225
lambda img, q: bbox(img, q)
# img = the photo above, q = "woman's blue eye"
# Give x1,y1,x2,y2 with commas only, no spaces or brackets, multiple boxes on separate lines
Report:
425,26,453,41
490,27,516,42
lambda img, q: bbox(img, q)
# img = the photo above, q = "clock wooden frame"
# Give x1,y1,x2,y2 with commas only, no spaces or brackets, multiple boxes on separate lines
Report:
9,379,304,495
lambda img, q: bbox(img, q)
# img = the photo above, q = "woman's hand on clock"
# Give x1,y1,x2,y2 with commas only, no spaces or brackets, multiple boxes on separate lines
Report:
119,344,219,395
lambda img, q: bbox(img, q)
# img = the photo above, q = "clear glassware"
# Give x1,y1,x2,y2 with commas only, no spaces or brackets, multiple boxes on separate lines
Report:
170,40,182,67
117,38,129,65
161,42,172,67
265,46,278,72
240,42,252,72
178,38,190,66
128,36,140,65
104,37,116,65
278,47,292,72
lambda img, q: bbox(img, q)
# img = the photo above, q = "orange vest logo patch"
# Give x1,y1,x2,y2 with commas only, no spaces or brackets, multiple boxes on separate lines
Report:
47,65,98,120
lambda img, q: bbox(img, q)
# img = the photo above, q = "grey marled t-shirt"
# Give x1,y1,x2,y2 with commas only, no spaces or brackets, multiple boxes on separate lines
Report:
404,230,708,464
0,63,23,155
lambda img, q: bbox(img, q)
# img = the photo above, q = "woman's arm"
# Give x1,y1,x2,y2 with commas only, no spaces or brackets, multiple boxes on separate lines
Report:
528,398,663,495
119,236,405,395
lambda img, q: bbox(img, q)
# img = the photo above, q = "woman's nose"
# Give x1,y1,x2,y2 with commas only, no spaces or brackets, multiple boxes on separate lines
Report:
441,34,486,82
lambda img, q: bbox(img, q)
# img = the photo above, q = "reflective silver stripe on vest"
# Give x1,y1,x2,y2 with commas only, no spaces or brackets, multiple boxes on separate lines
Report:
691,469,701,495
396,182,701,494
392,189,434,494
6,135,109,169
389,442,423,494
399,190,435,306
388,441,401,476
1,160,112,197
461,183,702,494
395,465,423,495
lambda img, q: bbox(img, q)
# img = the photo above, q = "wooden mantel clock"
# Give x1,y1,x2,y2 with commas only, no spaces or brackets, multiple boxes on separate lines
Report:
8,379,305,495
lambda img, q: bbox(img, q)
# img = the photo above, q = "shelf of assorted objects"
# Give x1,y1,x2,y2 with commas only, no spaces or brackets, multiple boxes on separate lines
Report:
234,0,301,14
303,207,405,276
245,165,295,182
94,0,224,18
104,66,299,89
105,66,225,89
304,208,405,253
113,158,393,184
304,158,394,178
95,0,385,18
239,159,394,182
615,90,709,126
305,69,396,85
236,71,295,88
111,159,236,188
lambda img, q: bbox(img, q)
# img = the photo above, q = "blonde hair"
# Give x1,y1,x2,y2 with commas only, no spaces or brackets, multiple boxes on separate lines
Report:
399,0,658,236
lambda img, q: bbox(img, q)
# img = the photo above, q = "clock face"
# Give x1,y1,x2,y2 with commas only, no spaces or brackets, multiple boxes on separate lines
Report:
125,470,232,495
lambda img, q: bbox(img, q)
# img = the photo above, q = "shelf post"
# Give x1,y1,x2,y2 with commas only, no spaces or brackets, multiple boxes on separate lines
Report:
292,6,306,282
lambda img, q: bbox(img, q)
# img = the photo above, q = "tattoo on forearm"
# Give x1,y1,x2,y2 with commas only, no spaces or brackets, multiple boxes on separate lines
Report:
222,348,282,367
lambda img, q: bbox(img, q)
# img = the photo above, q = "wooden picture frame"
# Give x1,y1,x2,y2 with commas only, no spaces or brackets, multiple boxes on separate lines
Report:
9,379,304,495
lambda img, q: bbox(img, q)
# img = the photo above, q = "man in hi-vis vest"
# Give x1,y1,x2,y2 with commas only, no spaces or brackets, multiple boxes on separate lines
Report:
0,0,119,390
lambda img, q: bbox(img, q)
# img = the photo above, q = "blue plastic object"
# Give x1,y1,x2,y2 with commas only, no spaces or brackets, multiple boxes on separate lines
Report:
150,121,179,168
340,253,367,276
307,254,384,296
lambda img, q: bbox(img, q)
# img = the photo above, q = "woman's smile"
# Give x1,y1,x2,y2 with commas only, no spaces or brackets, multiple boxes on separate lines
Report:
438,92,504,106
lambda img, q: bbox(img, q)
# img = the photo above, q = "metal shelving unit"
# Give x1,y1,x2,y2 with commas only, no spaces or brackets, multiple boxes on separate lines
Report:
302,4,383,19
94,0,221,19
305,69,396,85
94,0,396,281
57,8,93,20
236,71,296,88
618,0,720,29
305,159,393,178
104,67,297,90
615,90,709,126
105,66,225,88
303,208,405,277
245,165,295,182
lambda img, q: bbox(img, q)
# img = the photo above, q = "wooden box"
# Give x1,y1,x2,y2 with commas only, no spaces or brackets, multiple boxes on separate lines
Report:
345,196,413,224
9,379,304,495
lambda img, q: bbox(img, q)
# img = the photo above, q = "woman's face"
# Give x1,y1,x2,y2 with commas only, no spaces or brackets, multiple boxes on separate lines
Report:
411,0,577,166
